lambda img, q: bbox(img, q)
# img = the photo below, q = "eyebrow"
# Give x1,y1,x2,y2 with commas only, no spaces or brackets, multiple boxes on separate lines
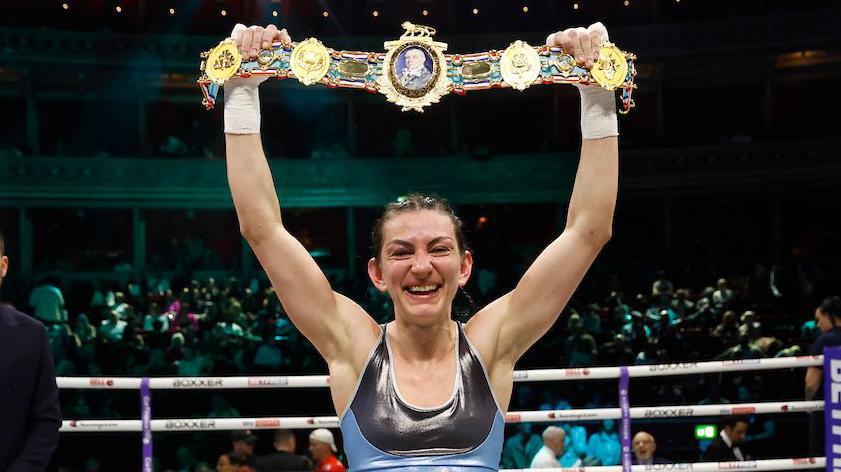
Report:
386,237,454,248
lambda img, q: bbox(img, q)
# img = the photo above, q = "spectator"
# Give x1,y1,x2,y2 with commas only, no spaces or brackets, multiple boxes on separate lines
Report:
712,278,734,311
715,331,762,360
230,430,258,468
585,419,621,466
143,302,170,333
217,452,254,472
73,313,98,345
713,311,739,346
29,277,67,324
501,423,543,468
530,426,565,468
632,431,669,465
309,428,346,472
651,270,674,304
99,309,127,343
670,289,694,319
255,429,312,472
702,416,748,461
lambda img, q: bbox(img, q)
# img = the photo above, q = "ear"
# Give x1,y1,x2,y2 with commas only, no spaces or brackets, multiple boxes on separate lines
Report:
458,250,473,288
367,257,387,292
0,256,7,278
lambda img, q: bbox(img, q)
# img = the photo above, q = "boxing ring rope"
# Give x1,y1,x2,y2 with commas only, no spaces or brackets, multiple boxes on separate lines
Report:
56,356,826,470
55,355,824,389
59,400,824,432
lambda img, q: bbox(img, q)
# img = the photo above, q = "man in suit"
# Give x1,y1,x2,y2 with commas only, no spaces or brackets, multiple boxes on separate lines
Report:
0,228,62,471
398,48,432,90
632,431,671,465
703,416,749,462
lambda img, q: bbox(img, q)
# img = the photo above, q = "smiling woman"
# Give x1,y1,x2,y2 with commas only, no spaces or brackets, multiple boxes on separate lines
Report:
223,21,618,471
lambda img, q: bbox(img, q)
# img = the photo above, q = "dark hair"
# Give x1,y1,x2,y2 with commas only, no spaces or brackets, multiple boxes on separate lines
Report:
273,429,295,443
371,193,468,263
820,296,841,319
721,415,749,429
0,227,4,257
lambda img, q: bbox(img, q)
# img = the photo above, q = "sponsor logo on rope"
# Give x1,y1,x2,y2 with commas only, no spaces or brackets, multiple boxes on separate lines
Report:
247,377,289,387
643,465,695,470
730,407,756,415
564,368,590,377
67,420,120,429
648,363,698,372
792,458,817,465
644,408,694,418
170,378,223,388
311,418,339,426
164,420,217,430
721,359,761,366
513,371,529,380
255,419,281,428
716,461,757,470
89,378,114,387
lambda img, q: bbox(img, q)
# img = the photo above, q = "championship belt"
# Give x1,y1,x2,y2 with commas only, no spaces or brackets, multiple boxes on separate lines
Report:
198,22,637,113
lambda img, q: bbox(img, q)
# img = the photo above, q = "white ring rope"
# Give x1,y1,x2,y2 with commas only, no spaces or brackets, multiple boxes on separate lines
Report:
59,400,823,433
500,457,825,471
57,357,826,472
55,356,823,390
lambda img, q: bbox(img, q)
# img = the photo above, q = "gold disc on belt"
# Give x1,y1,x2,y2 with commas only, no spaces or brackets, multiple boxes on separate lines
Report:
500,40,541,91
591,43,628,91
204,38,242,85
290,38,331,86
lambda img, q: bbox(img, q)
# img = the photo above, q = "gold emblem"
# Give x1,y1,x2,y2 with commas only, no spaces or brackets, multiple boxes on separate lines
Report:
500,41,541,91
203,38,242,85
290,38,330,86
591,43,628,90
379,22,450,112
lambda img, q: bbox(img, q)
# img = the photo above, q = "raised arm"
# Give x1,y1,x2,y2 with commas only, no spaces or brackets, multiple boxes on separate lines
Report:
225,24,376,362
469,23,618,366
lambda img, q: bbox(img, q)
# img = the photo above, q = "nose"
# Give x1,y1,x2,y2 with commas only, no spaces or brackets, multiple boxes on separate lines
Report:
410,251,433,275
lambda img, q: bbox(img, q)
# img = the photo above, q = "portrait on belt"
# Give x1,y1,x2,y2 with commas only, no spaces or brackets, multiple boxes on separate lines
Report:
394,46,434,91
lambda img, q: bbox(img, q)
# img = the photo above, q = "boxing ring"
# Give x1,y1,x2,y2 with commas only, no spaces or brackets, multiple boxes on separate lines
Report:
57,356,826,471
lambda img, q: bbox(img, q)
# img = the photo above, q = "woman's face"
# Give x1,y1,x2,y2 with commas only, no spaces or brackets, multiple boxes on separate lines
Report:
816,308,834,333
368,210,472,325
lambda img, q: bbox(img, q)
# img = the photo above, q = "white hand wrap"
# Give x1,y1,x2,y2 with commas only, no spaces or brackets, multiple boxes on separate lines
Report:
577,22,618,140
224,24,269,135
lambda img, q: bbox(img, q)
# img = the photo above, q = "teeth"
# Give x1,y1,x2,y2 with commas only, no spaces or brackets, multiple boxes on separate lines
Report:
407,285,438,293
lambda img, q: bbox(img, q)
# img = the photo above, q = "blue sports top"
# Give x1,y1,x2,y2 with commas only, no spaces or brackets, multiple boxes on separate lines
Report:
339,321,505,471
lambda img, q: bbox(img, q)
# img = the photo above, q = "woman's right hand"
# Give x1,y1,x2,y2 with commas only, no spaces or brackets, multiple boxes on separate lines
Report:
230,24,292,61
